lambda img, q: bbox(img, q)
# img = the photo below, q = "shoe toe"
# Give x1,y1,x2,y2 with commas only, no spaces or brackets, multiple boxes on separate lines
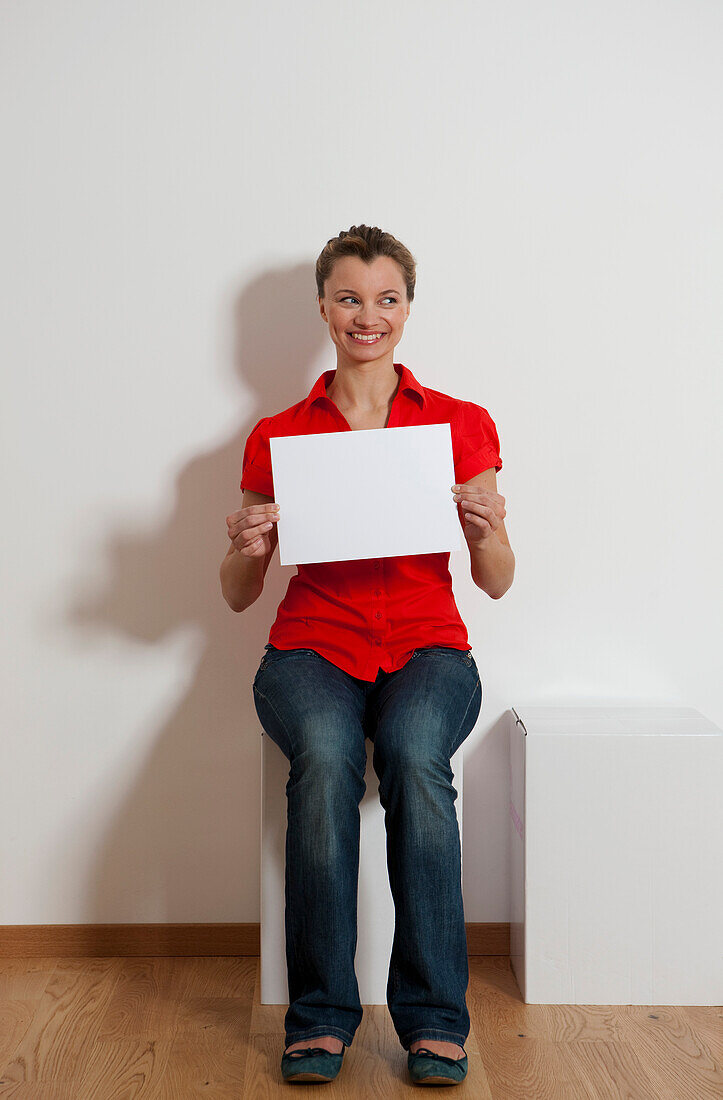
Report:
281,1046,344,1082
407,1047,468,1085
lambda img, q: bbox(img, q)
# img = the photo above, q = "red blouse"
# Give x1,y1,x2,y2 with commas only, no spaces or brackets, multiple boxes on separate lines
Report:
240,363,502,682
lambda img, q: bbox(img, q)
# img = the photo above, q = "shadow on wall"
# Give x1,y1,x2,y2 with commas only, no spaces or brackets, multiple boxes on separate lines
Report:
67,261,329,925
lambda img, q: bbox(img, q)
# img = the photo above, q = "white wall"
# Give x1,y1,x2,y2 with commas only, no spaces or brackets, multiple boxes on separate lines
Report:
2,1,720,925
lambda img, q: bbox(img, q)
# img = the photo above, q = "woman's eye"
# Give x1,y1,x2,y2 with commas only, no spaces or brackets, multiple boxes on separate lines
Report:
340,296,397,304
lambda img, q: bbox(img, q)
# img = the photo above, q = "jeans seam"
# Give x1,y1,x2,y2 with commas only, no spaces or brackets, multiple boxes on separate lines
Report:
252,682,294,750
449,675,481,756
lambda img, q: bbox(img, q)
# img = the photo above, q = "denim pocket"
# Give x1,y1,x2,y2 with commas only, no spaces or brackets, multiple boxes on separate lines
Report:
257,644,324,674
411,645,475,668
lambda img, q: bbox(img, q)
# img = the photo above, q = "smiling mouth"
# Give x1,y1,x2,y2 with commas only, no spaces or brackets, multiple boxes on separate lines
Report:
348,332,386,342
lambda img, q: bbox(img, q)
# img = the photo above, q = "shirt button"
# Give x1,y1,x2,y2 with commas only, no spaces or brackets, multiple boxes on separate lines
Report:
374,638,382,646
374,561,381,570
375,611,382,620
374,589,382,597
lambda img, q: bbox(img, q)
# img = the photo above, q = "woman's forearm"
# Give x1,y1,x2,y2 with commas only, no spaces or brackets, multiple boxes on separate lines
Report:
220,547,266,612
469,535,515,599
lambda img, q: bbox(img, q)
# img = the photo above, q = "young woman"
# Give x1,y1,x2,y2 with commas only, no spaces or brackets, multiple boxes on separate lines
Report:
221,225,514,1085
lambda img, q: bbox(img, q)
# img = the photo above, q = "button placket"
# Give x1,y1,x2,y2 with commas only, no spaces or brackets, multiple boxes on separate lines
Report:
371,560,386,648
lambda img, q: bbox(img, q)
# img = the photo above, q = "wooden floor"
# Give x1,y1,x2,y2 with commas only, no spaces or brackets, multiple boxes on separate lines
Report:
0,955,720,1098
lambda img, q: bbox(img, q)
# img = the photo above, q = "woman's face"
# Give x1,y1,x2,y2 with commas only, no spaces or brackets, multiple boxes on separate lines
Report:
319,255,411,366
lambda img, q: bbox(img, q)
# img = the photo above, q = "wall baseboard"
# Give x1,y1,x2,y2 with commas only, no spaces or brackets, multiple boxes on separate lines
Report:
0,923,509,957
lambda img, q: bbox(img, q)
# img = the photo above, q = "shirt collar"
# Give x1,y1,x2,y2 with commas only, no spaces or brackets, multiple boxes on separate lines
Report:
301,362,427,415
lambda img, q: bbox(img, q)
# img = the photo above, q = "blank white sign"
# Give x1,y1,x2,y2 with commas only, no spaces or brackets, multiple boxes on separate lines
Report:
269,422,465,566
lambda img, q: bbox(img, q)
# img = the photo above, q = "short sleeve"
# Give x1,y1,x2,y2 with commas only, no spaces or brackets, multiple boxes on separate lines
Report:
453,402,503,484
240,416,274,497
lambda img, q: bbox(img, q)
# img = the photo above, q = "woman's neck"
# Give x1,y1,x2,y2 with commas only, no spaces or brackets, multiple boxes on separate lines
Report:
325,361,400,413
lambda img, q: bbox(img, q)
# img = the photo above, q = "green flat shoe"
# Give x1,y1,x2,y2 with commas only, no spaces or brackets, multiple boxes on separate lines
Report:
407,1046,468,1086
281,1045,345,1083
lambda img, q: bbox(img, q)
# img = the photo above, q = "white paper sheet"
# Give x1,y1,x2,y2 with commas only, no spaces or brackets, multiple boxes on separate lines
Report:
269,422,465,566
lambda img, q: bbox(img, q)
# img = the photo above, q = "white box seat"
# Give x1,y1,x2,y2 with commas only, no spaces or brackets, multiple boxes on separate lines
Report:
509,706,723,1005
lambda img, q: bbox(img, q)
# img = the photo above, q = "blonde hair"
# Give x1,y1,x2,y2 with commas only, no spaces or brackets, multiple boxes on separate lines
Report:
315,224,417,302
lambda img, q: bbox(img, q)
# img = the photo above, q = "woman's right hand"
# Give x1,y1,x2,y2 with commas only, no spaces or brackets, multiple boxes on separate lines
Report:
226,503,281,558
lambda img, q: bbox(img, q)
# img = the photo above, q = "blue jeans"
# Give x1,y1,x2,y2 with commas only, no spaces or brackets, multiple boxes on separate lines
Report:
252,642,482,1052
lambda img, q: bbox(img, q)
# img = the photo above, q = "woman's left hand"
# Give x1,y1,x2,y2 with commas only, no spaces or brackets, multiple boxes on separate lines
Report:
452,482,507,548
